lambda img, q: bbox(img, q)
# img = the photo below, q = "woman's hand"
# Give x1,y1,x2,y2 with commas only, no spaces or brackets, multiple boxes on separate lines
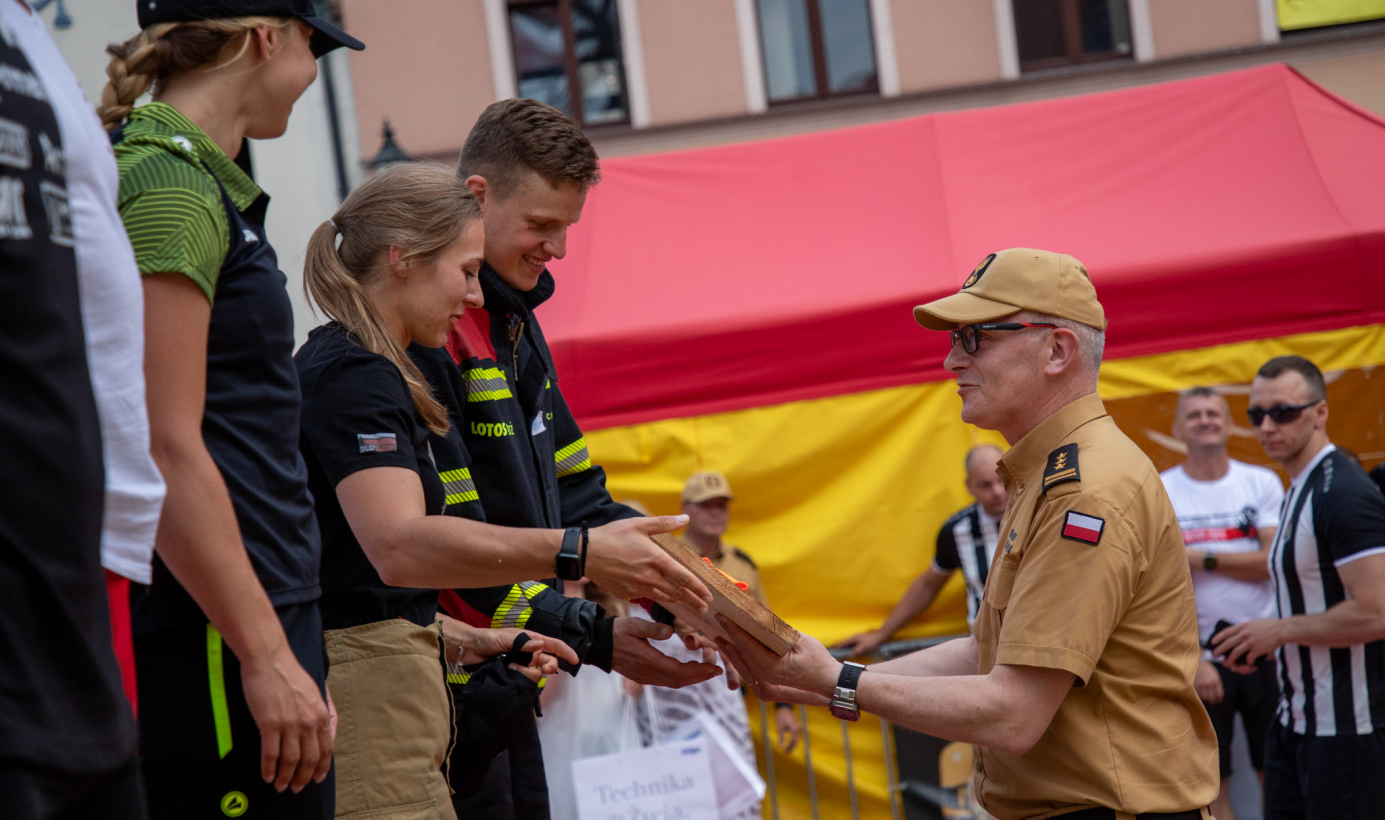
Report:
585,516,712,612
438,614,578,682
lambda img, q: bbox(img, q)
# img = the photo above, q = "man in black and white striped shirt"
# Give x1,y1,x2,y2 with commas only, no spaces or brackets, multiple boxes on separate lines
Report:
836,445,1007,656
1213,356,1385,820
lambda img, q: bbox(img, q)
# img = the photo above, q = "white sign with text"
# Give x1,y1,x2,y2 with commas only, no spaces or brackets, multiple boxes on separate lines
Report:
572,738,719,820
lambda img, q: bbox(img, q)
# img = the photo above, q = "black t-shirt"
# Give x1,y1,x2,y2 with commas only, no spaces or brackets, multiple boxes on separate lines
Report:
297,324,446,629
0,28,135,770
125,139,323,632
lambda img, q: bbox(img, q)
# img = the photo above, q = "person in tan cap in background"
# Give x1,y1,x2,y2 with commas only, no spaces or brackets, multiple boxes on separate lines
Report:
715,249,1219,820
680,471,802,753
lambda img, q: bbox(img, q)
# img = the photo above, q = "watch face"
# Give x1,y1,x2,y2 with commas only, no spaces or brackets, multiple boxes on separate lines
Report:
828,701,860,722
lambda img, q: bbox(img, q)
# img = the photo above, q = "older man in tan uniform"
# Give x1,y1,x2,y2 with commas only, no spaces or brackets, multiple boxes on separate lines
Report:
716,249,1218,820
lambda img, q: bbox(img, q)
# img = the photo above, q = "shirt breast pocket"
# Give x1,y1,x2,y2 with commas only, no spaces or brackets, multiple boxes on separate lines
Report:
983,555,1019,612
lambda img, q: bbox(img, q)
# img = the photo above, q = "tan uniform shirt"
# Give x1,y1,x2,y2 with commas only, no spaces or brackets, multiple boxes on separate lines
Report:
712,545,769,608
973,394,1218,819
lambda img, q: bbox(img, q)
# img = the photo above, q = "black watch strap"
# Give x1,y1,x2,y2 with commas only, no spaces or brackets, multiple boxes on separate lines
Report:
837,661,866,693
556,527,584,581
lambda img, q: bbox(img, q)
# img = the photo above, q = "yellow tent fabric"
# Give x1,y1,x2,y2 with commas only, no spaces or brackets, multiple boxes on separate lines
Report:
1276,0,1385,30
589,324,1385,819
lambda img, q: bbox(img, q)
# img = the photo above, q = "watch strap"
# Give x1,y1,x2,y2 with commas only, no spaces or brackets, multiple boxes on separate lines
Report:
556,527,583,580
835,661,865,700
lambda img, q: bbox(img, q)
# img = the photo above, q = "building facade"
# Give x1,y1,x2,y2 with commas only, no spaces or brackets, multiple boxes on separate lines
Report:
342,0,1385,164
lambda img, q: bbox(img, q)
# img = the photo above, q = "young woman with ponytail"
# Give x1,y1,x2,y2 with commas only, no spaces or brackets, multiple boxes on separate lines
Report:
295,161,717,818
100,3,361,817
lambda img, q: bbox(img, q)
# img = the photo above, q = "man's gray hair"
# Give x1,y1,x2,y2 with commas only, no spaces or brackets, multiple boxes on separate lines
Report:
1027,312,1105,376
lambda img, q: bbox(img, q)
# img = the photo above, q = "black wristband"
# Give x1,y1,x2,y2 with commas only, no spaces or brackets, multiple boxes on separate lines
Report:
556,527,583,581
580,524,589,570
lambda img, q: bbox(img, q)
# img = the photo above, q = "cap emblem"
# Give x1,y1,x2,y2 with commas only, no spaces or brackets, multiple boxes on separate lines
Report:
963,254,995,289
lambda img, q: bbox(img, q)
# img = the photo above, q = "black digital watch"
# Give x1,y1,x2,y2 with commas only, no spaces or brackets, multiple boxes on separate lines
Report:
555,527,584,581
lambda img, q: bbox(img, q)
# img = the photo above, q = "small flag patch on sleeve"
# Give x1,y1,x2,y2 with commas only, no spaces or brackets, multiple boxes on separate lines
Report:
1062,511,1105,544
358,433,398,453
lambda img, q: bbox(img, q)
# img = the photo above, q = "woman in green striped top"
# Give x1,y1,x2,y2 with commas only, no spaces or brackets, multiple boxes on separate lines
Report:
98,3,360,817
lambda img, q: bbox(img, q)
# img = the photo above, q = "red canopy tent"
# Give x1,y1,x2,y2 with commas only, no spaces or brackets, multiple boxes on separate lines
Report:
541,64,1385,431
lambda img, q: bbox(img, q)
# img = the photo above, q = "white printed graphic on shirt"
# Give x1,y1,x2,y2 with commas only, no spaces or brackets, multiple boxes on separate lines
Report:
0,117,30,168
0,175,31,239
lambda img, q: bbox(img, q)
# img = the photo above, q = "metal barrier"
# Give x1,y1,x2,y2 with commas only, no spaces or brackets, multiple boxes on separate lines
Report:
752,634,967,820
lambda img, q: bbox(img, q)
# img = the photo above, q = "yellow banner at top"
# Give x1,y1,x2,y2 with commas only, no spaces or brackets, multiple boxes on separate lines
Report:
1277,0,1385,30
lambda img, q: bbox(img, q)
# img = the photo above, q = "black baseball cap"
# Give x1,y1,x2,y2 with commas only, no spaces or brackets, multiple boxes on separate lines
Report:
137,0,365,57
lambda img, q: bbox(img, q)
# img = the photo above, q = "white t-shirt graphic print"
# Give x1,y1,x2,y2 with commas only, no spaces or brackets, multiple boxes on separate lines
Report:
1161,459,1285,646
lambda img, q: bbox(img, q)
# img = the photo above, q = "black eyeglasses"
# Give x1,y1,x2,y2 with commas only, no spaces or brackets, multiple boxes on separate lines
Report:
1246,401,1322,427
948,323,1058,355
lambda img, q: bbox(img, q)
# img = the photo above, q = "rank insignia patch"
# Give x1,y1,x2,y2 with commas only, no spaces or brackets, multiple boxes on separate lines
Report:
1062,511,1105,545
963,253,995,289
1043,443,1080,492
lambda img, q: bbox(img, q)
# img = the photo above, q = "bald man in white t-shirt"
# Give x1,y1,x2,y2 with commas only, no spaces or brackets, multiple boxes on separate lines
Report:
1162,386,1284,820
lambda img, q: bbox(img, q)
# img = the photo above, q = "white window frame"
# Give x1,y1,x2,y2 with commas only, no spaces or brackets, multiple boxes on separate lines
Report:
734,0,895,110
482,0,650,127
999,0,1154,74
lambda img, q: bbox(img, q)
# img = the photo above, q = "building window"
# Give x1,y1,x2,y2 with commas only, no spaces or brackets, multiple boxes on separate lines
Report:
508,0,629,126
1013,0,1133,71
756,0,879,104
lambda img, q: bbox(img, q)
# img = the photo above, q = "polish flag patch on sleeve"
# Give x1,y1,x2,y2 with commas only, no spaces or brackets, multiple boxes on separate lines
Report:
1062,511,1105,545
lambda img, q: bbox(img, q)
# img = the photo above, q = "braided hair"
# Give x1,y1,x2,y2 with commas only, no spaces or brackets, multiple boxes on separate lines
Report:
98,16,295,132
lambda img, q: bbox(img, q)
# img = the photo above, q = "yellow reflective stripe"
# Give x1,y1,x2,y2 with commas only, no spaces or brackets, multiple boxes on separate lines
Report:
207,625,233,759
554,438,591,478
447,654,551,687
491,581,548,629
440,468,479,506
465,367,512,402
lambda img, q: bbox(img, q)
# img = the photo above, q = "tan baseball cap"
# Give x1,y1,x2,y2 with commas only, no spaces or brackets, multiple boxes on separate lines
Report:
682,471,734,504
913,248,1107,332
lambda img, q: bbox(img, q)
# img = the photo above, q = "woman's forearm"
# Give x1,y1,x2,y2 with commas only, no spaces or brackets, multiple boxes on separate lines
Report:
150,436,289,664
369,515,560,589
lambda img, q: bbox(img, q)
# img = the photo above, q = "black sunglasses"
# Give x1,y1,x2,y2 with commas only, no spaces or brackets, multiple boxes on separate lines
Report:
948,323,1058,355
1246,401,1322,427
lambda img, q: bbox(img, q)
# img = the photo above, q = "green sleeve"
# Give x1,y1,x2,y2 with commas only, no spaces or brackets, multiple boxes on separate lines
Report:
118,187,226,303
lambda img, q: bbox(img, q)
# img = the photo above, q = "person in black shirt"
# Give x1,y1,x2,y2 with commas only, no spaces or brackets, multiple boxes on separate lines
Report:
102,6,363,816
1214,356,1385,820
0,5,143,817
296,163,710,818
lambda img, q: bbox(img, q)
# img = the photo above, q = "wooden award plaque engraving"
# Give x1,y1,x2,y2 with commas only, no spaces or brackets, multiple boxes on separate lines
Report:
650,533,800,656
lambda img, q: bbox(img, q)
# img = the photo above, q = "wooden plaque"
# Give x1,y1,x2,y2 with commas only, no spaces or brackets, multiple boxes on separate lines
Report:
650,533,800,656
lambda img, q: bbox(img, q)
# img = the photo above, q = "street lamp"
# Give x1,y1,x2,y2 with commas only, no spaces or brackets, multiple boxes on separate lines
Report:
366,119,415,171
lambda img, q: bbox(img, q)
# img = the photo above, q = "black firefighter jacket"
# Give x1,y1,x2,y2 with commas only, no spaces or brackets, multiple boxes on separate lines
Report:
409,266,640,673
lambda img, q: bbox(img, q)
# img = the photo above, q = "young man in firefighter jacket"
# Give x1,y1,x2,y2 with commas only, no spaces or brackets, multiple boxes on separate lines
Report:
412,99,724,819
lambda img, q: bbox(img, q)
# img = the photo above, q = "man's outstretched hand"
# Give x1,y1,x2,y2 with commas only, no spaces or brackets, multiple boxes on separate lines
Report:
713,615,835,707
612,617,724,688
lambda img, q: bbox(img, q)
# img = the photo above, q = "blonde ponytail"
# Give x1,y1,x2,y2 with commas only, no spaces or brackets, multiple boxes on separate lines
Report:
304,163,483,436
99,16,297,132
